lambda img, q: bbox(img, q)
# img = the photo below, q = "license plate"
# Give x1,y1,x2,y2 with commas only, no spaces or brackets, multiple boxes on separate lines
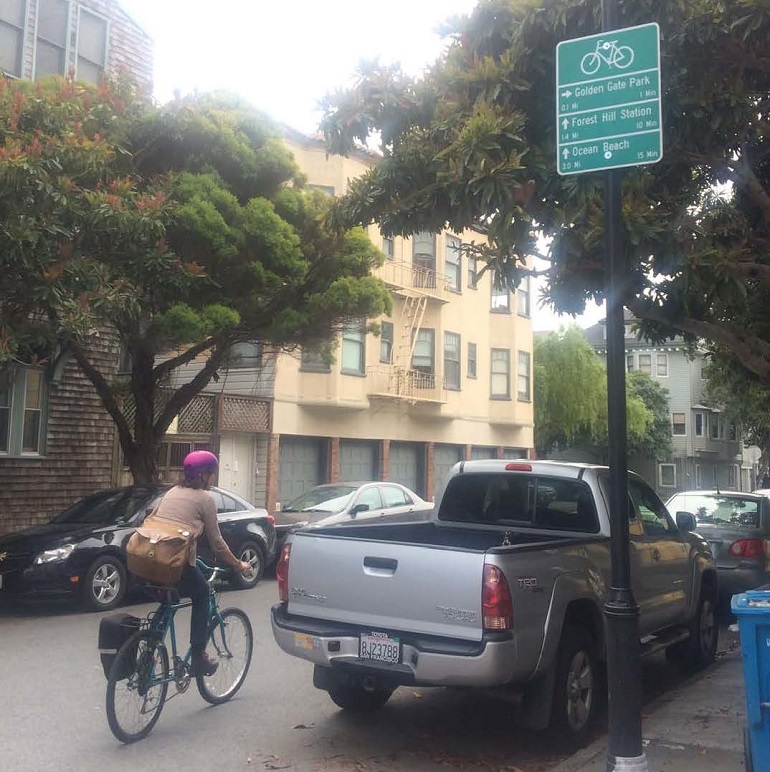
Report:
359,632,400,664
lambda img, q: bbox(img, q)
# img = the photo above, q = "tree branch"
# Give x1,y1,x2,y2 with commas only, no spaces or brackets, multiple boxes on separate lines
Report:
729,158,770,234
152,332,227,383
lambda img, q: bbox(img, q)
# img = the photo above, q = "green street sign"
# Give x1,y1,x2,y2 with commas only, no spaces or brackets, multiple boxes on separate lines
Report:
556,23,662,175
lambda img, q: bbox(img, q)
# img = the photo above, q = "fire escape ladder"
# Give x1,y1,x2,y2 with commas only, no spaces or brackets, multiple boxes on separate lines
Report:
393,294,427,396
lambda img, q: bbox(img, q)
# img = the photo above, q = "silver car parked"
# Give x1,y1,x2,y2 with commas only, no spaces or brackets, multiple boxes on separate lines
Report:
666,489,770,603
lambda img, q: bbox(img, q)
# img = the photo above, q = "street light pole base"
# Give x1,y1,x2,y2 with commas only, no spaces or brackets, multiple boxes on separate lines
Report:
606,753,649,772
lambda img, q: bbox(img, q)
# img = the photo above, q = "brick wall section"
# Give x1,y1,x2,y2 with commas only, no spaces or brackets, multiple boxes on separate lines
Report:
328,437,340,483
380,439,390,481
20,0,153,92
265,434,279,515
0,334,120,535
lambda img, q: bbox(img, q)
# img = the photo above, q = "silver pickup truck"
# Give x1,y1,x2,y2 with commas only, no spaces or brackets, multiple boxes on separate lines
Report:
271,460,717,747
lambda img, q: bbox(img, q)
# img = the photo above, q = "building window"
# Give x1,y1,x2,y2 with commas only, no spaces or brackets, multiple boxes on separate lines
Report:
517,276,531,317
695,412,704,437
728,423,737,441
76,7,108,85
444,332,461,389
379,321,393,364
445,236,461,292
36,0,70,78
710,414,721,439
672,412,686,435
0,0,26,77
491,272,510,312
728,465,737,488
491,349,510,398
468,256,478,289
467,342,477,379
695,464,702,487
517,351,531,401
341,321,366,375
659,463,676,487
227,341,262,368
412,328,435,386
412,232,436,288
626,355,635,372
0,366,46,456
656,353,668,377
638,353,652,375
382,236,394,259
300,344,331,372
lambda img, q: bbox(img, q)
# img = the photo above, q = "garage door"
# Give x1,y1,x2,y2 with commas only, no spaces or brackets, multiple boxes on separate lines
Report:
389,441,424,495
471,446,497,460
433,444,463,503
278,436,326,505
339,440,378,482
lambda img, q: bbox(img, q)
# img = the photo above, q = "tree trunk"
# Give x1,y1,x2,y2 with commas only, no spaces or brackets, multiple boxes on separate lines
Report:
128,345,160,484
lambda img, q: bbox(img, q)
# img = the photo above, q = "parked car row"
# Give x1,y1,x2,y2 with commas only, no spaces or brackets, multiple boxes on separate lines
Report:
0,484,276,611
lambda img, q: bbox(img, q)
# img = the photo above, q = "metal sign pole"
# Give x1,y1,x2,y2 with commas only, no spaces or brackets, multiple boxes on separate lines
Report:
602,1,648,770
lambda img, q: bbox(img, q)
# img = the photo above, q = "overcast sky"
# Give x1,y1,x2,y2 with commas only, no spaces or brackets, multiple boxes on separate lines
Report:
118,0,604,331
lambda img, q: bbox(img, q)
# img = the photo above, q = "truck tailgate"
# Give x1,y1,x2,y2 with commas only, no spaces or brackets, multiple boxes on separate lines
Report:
287,532,487,642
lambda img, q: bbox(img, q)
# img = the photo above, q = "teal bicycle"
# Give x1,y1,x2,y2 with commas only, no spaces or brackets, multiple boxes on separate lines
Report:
105,559,253,743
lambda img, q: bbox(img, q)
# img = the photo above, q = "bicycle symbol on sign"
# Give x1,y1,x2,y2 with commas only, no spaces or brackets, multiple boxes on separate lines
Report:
580,39,634,75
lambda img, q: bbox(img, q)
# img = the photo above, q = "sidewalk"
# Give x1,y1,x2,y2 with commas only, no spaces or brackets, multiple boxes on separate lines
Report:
550,647,747,771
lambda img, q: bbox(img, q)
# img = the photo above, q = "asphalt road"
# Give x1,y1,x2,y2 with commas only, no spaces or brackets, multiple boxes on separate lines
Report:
0,576,736,772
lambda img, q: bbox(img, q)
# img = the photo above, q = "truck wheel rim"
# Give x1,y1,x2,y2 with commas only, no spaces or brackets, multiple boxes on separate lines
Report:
566,650,593,732
93,563,121,604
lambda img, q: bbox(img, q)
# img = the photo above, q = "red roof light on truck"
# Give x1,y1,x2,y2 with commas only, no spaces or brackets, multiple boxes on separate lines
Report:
505,462,532,472
276,543,291,602
482,563,513,631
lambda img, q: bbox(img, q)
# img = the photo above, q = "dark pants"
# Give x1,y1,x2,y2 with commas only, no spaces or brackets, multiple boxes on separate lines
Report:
177,563,209,650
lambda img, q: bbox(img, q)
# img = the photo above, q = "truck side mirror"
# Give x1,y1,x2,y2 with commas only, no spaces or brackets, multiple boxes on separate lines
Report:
350,503,370,516
676,511,696,532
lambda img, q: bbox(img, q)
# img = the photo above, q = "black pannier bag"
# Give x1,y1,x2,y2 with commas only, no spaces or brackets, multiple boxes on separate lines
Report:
98,614,142,679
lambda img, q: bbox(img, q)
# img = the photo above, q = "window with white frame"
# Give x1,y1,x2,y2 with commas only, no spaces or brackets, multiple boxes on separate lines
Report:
656,353,668,377
626,355,635,372
517,276,531,317
76,7,108,85
711,414,722,439
695,412,705,437
444,332,461,389
379,321,393,363
445,236,461,292
382,236,394,259
0,0,26,77
638,353,652,374
412,232,436,288
728,465,737,488
659,463,676,487
467,256,478,289
411,328,435,384
491,273,510,312
672,412,686,435
491,349,510,398
467,342,477,378
36,0,70,78
341,321,366,375
517,351,531,401
0,366,46,455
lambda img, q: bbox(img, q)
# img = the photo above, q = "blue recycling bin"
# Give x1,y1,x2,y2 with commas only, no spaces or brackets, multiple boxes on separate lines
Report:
732,589,770,772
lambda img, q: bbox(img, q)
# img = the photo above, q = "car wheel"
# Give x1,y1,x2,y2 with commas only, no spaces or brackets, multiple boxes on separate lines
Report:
548,625,600,750
666,588,718,671
229,540,264,590
83,555,126,612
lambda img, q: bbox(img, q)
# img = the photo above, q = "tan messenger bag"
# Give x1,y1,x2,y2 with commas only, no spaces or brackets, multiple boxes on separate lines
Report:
126,518,192,585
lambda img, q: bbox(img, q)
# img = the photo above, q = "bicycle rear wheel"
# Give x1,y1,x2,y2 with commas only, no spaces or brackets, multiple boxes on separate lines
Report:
106,631,169,743
196,607,253,705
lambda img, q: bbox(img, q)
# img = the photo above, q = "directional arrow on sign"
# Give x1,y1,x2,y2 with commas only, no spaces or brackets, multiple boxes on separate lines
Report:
562,118,569,130
562,149,570,159
561,90,572,98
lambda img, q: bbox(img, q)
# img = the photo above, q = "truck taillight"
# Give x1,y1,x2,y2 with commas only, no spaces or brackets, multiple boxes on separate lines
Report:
276,543,291,602
728,538,764,559
482,563,513,631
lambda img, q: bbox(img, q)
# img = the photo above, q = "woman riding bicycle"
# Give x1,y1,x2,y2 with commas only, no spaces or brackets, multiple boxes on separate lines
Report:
145,450,250,676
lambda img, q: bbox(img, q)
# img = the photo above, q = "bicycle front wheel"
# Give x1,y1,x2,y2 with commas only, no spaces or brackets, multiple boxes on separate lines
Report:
106,631,169,743
196,607,253,705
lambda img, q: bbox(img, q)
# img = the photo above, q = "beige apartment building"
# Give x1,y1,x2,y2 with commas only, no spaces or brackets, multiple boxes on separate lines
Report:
267,132,534,507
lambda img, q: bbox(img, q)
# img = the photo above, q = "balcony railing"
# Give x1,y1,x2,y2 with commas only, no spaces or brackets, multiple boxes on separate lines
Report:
378,260,451,302
367,366,447,403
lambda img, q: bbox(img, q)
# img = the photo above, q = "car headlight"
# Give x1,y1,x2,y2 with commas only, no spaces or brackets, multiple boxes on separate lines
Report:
33,544,75,564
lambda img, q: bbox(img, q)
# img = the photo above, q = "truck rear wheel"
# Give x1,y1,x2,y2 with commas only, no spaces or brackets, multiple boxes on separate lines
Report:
549,625,600,749
665,588,718,671
328,678,393,711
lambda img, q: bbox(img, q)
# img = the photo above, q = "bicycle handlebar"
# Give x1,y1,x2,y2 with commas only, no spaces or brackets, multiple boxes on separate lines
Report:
196,557,227,581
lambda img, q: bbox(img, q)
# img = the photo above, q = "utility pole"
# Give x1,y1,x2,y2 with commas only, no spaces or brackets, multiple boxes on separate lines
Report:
602,0,648,769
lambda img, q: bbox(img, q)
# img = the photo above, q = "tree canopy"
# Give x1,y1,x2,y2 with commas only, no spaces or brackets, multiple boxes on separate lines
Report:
0,77,391,482
320,0,770,393
533,328,662,459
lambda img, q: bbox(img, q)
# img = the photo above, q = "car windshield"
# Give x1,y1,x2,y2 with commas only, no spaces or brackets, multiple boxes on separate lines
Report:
51,488,156,525
667,493,760,528
283,485,358,514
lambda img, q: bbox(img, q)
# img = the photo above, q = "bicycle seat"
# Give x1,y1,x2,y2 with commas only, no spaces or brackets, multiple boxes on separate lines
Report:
142,584,181,605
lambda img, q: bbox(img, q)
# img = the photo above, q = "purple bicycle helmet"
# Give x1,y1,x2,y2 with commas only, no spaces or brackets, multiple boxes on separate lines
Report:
183,449,218,480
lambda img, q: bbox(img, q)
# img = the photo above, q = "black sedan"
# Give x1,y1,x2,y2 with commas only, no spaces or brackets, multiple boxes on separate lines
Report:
0,485,276,611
